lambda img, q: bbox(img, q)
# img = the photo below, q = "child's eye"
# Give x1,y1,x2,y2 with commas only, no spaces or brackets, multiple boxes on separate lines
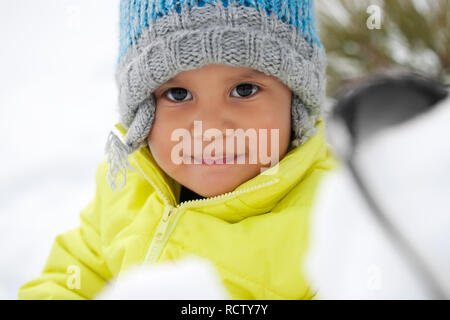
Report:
165,88,193,102
231,83,259,98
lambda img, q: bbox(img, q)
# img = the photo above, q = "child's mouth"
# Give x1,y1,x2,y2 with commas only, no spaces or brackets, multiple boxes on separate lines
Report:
191,154,245,165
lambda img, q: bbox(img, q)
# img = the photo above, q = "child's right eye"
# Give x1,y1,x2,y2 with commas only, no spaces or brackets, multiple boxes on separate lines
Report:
165,88,193,102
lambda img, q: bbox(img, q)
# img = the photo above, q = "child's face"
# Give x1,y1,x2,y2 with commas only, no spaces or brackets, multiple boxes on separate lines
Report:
148,64,291,198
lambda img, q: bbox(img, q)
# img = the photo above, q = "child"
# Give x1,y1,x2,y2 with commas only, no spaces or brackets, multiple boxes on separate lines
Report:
18,0,337,299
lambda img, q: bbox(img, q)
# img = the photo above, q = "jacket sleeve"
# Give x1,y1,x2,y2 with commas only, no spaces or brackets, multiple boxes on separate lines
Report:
18,159,114,300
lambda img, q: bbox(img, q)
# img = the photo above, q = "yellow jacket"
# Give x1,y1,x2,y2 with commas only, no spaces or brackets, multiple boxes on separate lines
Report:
18,119,337,300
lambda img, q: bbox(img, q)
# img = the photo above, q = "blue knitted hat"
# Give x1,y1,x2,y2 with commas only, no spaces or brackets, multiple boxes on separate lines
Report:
105,0,326,191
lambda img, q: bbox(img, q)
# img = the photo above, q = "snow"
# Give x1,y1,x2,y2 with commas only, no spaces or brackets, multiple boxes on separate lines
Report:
96,256,230,300
305,95,450,299
0,0,119,299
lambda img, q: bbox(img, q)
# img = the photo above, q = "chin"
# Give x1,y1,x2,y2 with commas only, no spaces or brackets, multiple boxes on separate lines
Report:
191,183,237,198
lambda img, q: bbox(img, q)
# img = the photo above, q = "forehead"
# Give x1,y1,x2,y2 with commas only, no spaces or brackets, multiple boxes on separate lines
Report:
166,65,267,82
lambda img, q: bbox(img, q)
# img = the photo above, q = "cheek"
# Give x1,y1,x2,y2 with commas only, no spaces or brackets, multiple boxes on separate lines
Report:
251,105,290,140
148,110,180,166
252,103,291,158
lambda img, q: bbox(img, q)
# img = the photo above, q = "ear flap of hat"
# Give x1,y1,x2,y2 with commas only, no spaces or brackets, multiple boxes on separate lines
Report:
290,93,323,150
104,96,155,191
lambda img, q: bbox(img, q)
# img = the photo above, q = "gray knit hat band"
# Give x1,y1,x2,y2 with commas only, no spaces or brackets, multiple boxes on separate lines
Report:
105,0,326,191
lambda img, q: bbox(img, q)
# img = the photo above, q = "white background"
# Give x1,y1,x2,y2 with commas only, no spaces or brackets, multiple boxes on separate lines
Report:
0,0,119,299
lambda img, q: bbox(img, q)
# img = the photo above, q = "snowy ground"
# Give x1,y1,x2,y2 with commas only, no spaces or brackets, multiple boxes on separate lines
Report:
0,0,119,299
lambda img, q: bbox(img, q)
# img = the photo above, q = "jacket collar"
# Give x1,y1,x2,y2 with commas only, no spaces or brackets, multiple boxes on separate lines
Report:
114,119,334,222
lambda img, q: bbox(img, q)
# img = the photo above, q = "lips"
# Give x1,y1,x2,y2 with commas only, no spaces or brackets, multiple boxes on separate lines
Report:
191,154,244,165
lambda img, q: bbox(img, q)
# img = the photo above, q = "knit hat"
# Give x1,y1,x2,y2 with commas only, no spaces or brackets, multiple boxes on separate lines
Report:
105,0,327,191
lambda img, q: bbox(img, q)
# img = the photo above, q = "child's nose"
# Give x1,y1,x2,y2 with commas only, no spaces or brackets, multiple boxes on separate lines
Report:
190,106,235,136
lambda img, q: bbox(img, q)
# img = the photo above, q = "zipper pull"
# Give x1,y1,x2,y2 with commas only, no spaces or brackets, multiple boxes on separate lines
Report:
154,205,174,241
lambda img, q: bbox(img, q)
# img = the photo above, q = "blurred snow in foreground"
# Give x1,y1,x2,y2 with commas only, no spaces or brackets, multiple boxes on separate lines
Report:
305,94,450,299
96,256,230,300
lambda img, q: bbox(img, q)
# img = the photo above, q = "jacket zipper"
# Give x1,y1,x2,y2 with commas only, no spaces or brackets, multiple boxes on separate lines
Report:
145,178,279,264
132,153,280,264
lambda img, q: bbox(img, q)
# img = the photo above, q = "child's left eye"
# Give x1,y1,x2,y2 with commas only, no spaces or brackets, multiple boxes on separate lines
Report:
231,83,259,98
